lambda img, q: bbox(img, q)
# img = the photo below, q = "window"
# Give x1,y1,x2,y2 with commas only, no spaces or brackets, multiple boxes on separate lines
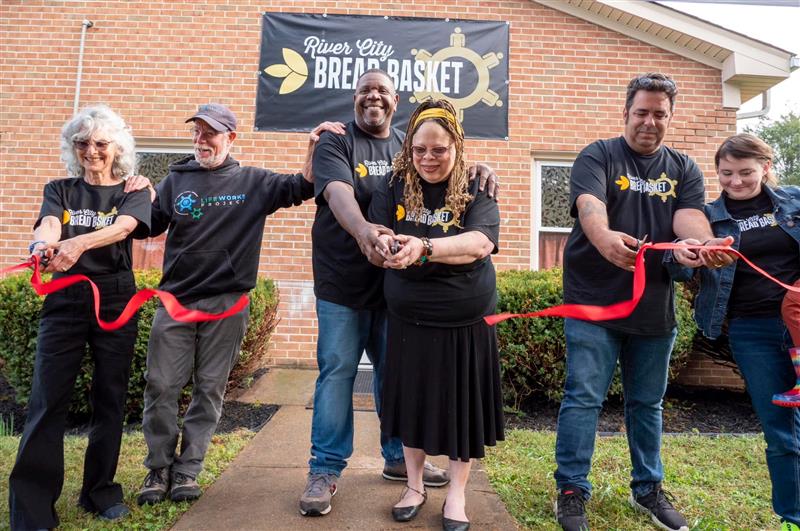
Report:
135,148,192,185
533,160,573,270
132,141,193,270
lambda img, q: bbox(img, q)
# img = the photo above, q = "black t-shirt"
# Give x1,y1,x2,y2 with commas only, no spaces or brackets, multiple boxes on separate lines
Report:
35,178,151,276
369,176,500,327
725,190,800,318
311,121,405,310
563,136,706,334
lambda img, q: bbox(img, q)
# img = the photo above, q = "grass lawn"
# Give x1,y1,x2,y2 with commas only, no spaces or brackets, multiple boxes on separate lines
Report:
484,429,775,530
0,429,255,530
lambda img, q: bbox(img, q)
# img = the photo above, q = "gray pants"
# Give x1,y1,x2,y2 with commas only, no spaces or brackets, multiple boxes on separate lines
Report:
142,292,249,477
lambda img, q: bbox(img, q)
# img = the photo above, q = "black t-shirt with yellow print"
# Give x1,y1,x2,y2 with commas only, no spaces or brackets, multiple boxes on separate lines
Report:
312,121,405,310
35,178,151,276
369,175,500,327
563,136,705,335
725,190,800,318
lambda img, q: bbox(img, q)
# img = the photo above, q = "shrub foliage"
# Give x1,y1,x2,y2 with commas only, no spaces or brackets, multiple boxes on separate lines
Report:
495,268,696,409
0,270,278,422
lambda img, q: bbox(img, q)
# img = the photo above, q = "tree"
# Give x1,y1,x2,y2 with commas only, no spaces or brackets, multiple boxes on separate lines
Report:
745,111,800,186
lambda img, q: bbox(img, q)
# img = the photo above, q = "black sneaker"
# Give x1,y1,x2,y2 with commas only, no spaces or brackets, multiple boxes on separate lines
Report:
629,484,689,531
137,467,170,506
554,485,589,531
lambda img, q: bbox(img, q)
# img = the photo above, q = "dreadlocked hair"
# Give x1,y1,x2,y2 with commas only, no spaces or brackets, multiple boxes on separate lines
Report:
391,99,471,226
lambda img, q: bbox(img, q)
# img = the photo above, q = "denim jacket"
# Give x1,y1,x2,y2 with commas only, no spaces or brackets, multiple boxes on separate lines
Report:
665,185,800,339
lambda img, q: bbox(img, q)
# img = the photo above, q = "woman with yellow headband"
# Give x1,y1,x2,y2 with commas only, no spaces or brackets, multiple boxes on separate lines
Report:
368,99,503,530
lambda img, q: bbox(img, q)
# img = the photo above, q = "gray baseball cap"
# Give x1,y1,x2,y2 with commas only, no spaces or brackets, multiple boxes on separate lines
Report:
185,103,237,132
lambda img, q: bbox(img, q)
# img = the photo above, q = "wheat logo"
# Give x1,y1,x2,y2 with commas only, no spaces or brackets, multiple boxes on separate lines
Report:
265,48,309,94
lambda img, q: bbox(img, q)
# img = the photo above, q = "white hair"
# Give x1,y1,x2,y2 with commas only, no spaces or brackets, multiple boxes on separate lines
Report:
60,104,136,178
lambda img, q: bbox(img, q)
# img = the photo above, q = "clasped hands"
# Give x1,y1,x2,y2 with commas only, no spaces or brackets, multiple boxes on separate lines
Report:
356,224,424,269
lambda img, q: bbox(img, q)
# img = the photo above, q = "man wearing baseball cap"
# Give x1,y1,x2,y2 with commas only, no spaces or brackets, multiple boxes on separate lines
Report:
133,103,340,505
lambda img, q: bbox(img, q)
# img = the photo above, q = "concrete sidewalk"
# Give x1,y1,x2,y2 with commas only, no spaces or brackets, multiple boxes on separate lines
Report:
172,368,519,530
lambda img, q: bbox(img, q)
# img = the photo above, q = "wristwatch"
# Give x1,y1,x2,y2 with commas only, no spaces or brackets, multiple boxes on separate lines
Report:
28,240,46,254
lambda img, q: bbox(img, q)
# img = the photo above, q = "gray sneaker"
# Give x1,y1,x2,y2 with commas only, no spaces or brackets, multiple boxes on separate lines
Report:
169,471,201,502
629,484,688,531
382,461,450,487
299,473,338,516
136,467,170,506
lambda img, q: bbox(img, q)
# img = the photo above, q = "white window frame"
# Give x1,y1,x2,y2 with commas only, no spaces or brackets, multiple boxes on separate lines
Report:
135,140,194,185
532,159,574,271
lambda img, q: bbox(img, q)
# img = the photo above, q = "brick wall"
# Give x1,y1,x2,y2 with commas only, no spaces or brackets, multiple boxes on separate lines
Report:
675,354,744,390
0,1,740,381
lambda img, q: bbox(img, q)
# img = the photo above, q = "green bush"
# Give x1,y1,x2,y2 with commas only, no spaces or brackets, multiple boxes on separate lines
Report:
0,270,278,422
495,268,696,409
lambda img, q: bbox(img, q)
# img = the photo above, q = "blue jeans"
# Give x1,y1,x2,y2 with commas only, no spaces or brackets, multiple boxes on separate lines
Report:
728,316,800,525
555,318,677,498
309,299,404,476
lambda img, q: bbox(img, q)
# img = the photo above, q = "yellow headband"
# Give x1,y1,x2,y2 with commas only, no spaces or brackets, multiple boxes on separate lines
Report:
412,108,463,137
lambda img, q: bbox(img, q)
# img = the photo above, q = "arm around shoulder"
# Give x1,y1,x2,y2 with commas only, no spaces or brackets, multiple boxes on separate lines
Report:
259,168,314,215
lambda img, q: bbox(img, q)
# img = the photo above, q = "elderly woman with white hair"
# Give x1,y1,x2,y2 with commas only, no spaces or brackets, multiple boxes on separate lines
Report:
8,105,151,530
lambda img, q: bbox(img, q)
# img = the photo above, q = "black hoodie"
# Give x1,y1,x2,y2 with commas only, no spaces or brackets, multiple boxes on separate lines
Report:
151,155,313,303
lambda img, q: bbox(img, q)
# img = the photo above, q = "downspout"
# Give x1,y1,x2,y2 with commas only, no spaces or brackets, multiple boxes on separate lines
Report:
73,19,94,115
736,90,770,121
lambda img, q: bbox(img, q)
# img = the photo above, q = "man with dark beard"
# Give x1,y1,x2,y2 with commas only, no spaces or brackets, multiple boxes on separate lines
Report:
553,74,732,531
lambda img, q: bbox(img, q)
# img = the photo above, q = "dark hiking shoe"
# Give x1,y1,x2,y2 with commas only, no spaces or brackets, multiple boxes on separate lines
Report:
137,467,170,506
629,484,689,531
382,461,450,487
554,485,589,531
299,473,338,516
169,471,201,502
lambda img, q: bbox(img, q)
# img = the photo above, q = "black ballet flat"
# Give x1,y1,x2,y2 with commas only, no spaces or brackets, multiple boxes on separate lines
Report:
442,500,470,530
392,484,427,522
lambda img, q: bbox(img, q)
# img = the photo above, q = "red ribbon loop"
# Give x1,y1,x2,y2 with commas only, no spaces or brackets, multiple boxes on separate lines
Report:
485,242,800,326
1,257,248,331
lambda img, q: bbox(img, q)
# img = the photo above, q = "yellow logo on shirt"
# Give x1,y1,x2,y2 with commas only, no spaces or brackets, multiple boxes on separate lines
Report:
63,206,117,229
615,172,676,203
396,204,406,221
95,207,118,229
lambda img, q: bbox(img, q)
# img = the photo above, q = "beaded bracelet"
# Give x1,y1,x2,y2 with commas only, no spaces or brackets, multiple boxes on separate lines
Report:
414,237,433,266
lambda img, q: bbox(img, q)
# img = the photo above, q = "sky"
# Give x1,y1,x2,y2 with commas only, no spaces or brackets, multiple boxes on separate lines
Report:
660,1,800,130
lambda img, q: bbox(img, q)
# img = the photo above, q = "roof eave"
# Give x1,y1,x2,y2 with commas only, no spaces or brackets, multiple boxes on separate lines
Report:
532,0,796,109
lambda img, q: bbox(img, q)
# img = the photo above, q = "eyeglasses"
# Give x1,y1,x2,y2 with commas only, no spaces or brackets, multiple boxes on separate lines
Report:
411,144,453,158
190,126,224,139
74,139,113,151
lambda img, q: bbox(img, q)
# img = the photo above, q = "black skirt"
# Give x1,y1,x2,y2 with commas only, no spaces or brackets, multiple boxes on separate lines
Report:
380,316,505,461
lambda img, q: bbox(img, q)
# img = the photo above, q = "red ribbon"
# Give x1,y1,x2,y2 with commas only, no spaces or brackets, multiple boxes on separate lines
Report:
485,242,800,326
0,257,249,331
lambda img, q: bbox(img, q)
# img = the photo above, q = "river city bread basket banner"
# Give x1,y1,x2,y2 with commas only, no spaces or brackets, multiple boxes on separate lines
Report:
256,13,509,139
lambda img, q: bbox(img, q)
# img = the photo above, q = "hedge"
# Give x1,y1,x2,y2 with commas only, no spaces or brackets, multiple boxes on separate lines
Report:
0,270,278,422
495,268,696,409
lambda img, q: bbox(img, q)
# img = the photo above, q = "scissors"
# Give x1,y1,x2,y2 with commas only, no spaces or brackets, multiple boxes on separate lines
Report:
625,233,649,251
